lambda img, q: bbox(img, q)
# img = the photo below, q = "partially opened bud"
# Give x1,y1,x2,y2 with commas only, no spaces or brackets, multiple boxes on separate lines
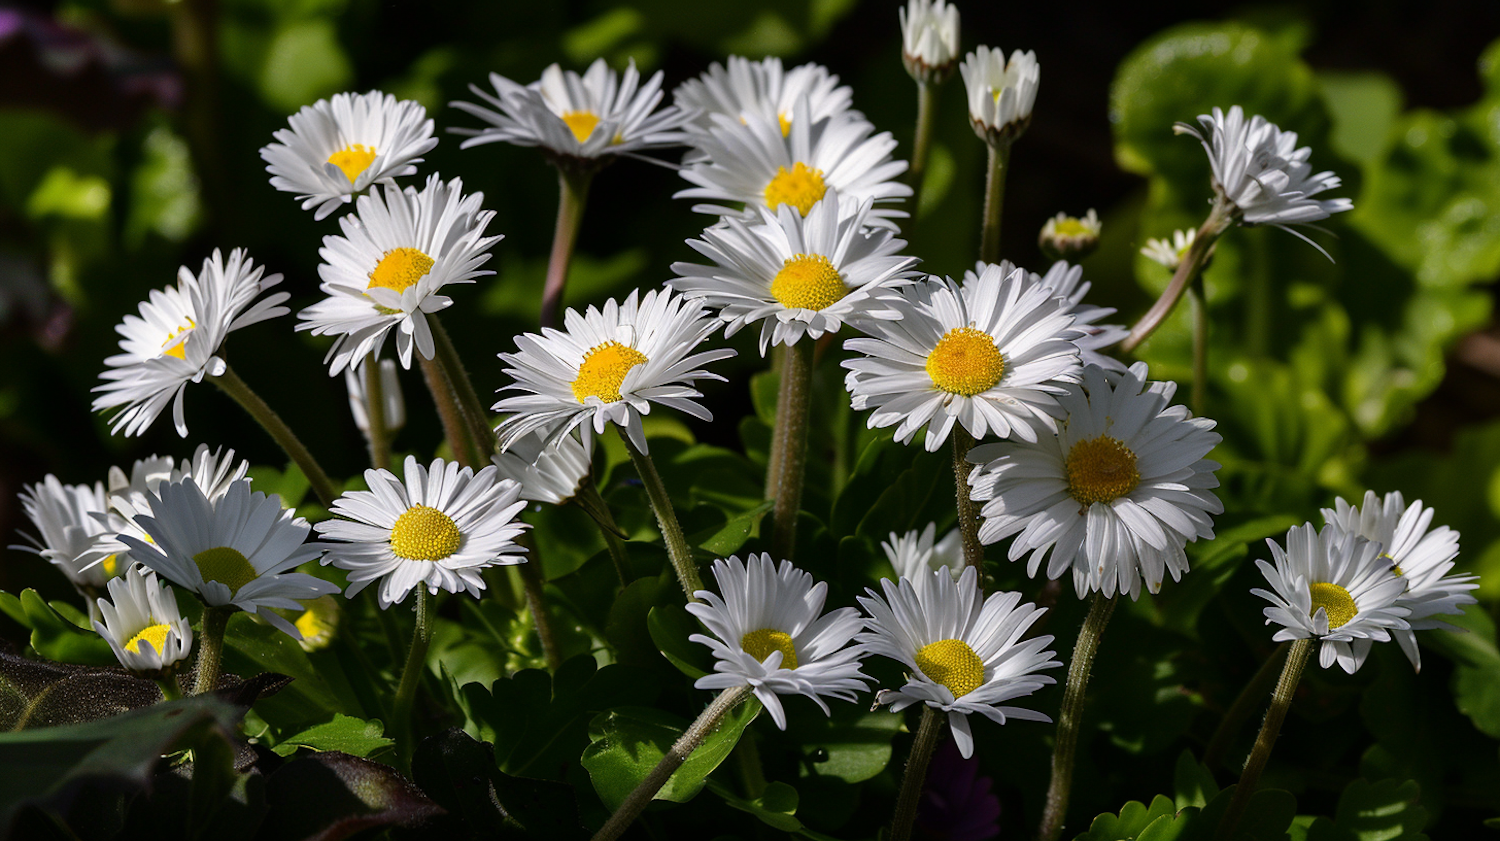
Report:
1039,209,1101,262
901,0,961,85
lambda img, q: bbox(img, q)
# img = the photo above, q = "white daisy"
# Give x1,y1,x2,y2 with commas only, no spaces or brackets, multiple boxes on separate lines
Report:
490,428,592,505
1140,228,1197,271
119,477,337,638
686,553,869,730
901,0,962,84
346,357,407,438
1252,522,1410,674
296,175,501,375
1322,491,1478,670
882,522,964,581
92,248,290,438
316,456,529,609
841,264,1083,451
668,192,918,355
967,362,1223,599
674,56,855,138
676,98,912,230
260,90,438,221
856,566,1060,758
1038,209,1101,261
959,46,1039,146
493,288,735,455
978,259,1127,373
451,58,688,162
13,475,115,592
92,568,193,675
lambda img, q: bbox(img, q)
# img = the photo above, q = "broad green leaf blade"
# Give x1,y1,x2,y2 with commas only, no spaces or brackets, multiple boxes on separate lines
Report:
271,713,394,759
580,697,762,810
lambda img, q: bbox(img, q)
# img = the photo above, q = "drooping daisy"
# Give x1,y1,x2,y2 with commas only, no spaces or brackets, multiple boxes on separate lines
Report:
1252,522,1410,674
92,568,193,675
260,90,438,220
677,98,912,230
494,288,735,454
842,264,1083,451
686,554,869,730
93,248,290,437
490,428,592,505
297,175,501,375
346,357,407,439
978,259,1127,373
1140,228,1197,271
119,477,337,638
967,362,1223,599
959,46,1039,146
1038,209,1101,262
1322,491,1478,670
451,58,688,163
13,475,115,593
675,56,855,138
882,522,963,581
316,456,529,609
856,566,1060,758
901,0,962,84
668,192,919,354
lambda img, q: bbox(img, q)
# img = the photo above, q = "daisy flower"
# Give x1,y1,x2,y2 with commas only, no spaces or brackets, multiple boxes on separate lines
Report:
967,362,1223,599
93,568,193,675
901,0,962,84
1322,491,1478,670
316,456,529,609
959,46,1039,146
297,175,501,374
677,98,912,230
494,288,734,454
93,248,289,438
1140,228,1197,271
979,259,1127,373
686,554,869,730
346,357,407,439
490,428,593,505
668,192,918,354
856,566,1060,758
882,522,963,581
675,56,854,138
260,90,438,220
841,264,1083,451
119,477,337,638
451,58,687,163
13,475,115,592
1252,522,1410,674
1038,209,1101,262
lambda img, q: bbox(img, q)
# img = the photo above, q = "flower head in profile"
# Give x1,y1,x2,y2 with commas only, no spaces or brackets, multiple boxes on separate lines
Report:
93,249,289,437
491,428,593,505
857,567,1060,758
316,456,529,609
260,90,438,220
882,522,964,582
1252,522,1410,674
1140,228,1197,271
687,554,869,729
959,46,1039,146
13,475,115,592
979,259,1127,373
1038,209,1101,262
93,568,193,675
675,56,854,140
901,0,962,84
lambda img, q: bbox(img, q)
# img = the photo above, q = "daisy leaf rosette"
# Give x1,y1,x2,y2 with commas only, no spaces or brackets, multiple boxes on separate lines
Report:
674,56,855,139
856,566,1061,759
119,477,337,638
92,248,290,438
882,522,963,582
669,192,919,355
1252,522,1410,674
260,90,438,220
494,287,735,455
297,175,501,375
842,264,1083,452
959,46,1039,145
967,362,1223,599
93,568,193,674
490,428,592,506
686,553,869,730
901,0,962,83
978,259,1128,373
316,456,529,609
13,475,115,591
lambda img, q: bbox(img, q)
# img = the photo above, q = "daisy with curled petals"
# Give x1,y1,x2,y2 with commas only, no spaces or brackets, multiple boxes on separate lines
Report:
1323,491,1478,670
856,566,1060,758
297,175,501,374
14,475,115,595
93,248,289,438
260,90,438,220
669,192,918,354
882,522,963,582
93,568,193,676
967,362,1223,599
493,288,734,455
491,428,592,506
982,259,1127,373
842,263,1082,451
686,553,869,729
959,46,1039,146
316,456,528,609
1252,522,1410,674
675,55,854,139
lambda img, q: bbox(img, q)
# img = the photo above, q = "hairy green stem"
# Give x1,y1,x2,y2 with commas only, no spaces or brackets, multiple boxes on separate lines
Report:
1189,273,1208,416
211,366,337,507
769,341,813,563
363,355,391,470
1215,638,1312,841
908,81,938,214
1037,593,1119,841
393,588,435,769
1204,641,1289,771
1120,197,1233,354
517,539,561,670
542,168,594,331
625,436,703,600
890,706,945,841
952,428,985,577
191,607,233,696
979,142,1012,264
575,480,630,586
430,316,494,456
419,355,481,469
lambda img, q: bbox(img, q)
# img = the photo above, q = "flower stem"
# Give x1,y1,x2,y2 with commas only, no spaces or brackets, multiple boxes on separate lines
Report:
1204,641,1289,771
1037,593,1118,841
191,606,232,696
211,366,337,507
575,479,630,586
517,537,562,670
590,685,754,841
952,428,985,577
542,168,594,331
769,341,813,563
1188,272,1208,416
430,315,494,456
419,354,481,469
157,676,183,702
393,587,435,769
1215,638,1312,841
1120,198,1232,354
979,142,1012,264
890,706,945,841
363,355,391,470
907,81,938,214
624,435,703,601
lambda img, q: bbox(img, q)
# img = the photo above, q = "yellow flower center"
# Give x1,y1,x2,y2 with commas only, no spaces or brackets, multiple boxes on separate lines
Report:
192,546,258,596
763,162,827,216
777,112,792,136
926,327,1005,396
915,638,985,698
294,607,335,649
101,553,120,578
562,110,600,143
126,622,172,655
1052,218,1092,237
327,144,377,184
389,504,462,561
1065,436,1141,506
367,247,436,294
160,317,196,360
770,254,846,311
571,340,648,404
741,628,798,669
1309,582,1357,630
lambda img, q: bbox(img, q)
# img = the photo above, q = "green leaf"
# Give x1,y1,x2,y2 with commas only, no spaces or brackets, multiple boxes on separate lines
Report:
257,19,354,113
259,750,443,840
1075,795,1179,841
412,728,583,840
270,713,394,758
16,589,115,666
1419,603,1500,738
1174,750,1220,810
1332,779,1429,841
647,604,712,679
710,778,803,832
220,612,352,734
691,500,774,556
784,705,903,784
580,697,762,810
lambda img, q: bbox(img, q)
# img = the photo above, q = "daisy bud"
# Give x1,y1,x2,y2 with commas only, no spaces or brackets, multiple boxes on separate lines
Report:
901,0,962,85
959,46,1039,147
1038,209,1101,262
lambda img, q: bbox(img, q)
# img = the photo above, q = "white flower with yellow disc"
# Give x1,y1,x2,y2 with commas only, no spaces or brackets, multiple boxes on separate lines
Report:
674,56,854,139
1140,228,1197,271
979,259,1128,373
260,90,438,221
93,568,193,675
13,475,116,592
856,566,1060,759
882,522,963,582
